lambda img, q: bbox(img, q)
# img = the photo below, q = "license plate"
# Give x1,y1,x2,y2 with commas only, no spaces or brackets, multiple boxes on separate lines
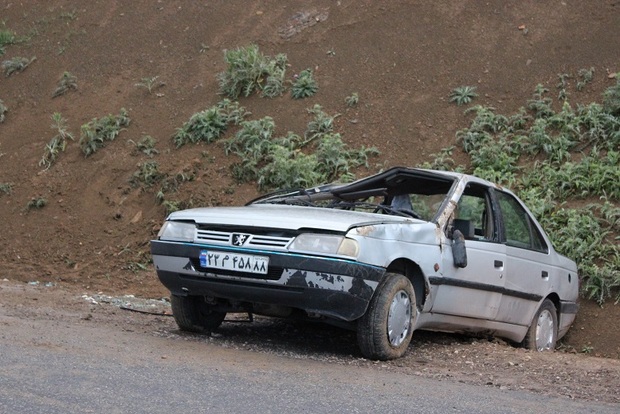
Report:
199,250,269,275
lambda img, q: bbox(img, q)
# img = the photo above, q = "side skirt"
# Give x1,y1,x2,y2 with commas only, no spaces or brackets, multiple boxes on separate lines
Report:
414,311,528,343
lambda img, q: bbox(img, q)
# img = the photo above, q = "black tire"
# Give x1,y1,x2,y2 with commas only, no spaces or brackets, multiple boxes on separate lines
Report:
357,273,416,360
523,298,557,351
170,294,226,333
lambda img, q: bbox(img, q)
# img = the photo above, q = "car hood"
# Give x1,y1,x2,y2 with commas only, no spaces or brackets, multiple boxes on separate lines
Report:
168,204,423,232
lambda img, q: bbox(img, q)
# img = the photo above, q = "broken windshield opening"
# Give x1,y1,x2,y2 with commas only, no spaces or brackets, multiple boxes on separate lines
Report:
250,167,456,222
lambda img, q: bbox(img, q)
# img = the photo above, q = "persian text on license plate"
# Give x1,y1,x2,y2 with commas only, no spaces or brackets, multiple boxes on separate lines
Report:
199,250,269,275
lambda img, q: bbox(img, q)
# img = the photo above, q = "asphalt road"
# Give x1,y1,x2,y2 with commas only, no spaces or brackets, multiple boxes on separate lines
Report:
1,299,617,414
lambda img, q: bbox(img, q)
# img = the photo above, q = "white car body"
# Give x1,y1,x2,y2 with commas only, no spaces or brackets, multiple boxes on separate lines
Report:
152,167,579,359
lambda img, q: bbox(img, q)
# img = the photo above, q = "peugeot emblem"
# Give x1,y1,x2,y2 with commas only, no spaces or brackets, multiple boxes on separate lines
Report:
231,233,250,246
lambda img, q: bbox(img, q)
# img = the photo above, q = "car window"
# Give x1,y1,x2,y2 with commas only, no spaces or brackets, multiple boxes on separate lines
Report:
455,185,498,242
496,191,548,253
408,193,446,221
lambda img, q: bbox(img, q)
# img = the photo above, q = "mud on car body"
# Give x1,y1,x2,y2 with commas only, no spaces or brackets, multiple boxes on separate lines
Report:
151,167,579,360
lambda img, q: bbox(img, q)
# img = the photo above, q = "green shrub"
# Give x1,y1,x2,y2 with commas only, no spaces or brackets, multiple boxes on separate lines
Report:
52,71,78,98
345,92,359,107
418,147,459,171
291,69,318,99
576,67,595,91
2,56,35,76
173,100,249,148
39,113,74,169
450,86,478,106
226,111,378,190
603,77,620,115
131,161,163,188
257,146,321,190
0,98,7,122
316,133,378,183
0,29,16,46
0,28,16,55
135,76,162,94
304,104,338,143
527,84,554,118
261,59,287,98
79,108,130,156
173,106,228,148
130,135,158,157
556,73,570,101
217,45,288,99
27,197,47,210
0,182,13,195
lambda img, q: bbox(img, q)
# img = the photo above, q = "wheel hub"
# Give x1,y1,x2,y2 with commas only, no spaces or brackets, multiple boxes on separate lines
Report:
536,309,555,351
387,290,411,346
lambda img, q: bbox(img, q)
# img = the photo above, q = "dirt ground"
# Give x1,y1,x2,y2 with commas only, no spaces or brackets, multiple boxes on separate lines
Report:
2,280,619,405
0,0,619,386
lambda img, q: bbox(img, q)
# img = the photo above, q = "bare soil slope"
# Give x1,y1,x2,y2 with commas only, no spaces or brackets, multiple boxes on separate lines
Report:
0,1,618,357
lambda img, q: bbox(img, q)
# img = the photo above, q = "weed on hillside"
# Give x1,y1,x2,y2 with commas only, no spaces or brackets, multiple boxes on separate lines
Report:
291,69,318,99
79,108,130,156
135,76,163,94
224,106,378,190
217,45,288,99
26,197,47,210
0,183,13,196
39,113,74,170
173,99,249,148
2,56,35,76
129,135,159,157
52,71,77,98
345,92,359,107
450,86,478,106
0,98,7,122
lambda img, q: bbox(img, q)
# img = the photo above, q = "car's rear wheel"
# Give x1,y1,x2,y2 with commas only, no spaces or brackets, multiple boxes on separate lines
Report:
357,273,416,360
170,294,226,333
523,298,557,351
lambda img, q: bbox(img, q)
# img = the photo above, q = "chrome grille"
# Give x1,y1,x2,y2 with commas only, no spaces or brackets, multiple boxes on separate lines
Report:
195,229,293,249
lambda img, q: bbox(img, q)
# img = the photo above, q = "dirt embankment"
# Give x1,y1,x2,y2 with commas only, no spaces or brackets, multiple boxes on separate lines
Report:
0,1,618,358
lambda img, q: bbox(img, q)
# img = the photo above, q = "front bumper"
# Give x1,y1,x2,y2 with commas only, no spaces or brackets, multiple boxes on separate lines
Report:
151,240,385,321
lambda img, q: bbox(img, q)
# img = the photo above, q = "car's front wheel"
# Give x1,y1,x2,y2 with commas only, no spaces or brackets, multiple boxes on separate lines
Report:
523,298,558,351
170,294,226,333
357,273,416,360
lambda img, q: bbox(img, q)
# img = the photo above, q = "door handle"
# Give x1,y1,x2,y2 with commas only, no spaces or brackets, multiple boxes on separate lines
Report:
541,271,549,278
494,260,503,268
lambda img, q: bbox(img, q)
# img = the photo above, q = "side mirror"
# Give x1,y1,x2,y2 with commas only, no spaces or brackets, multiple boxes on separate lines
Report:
452,229,468,268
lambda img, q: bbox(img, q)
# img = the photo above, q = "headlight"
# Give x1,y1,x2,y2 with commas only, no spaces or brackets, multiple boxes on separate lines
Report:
157,221,195,242
288,234,359,258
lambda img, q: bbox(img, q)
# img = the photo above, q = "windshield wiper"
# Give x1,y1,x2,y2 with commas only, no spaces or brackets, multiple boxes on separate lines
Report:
259,197,318,207
328,201,419,218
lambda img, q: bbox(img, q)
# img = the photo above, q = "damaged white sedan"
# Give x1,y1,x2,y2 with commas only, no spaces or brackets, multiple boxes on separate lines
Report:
151,167,579,360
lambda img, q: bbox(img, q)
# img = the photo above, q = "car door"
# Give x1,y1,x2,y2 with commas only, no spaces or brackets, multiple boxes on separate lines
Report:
431,184,506,320
493,190,548,325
